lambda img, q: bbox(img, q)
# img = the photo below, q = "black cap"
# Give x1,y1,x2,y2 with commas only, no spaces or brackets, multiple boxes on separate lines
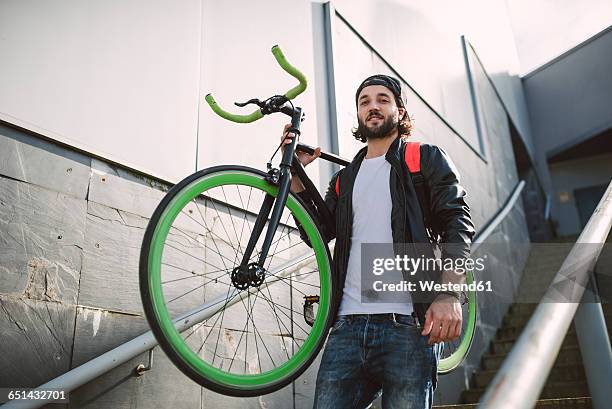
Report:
355,74,406,108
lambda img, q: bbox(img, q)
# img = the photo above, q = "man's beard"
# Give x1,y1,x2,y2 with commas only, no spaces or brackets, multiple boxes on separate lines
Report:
357,114,398,141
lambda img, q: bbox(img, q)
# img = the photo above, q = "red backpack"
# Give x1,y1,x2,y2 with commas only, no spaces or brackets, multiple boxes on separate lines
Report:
334,141,438,242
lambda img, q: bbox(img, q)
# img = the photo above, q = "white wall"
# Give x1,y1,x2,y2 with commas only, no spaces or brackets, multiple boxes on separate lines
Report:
330,0,531,157
0,0,202,182
506,0,612,75
0,0,536,188
198,0,322,188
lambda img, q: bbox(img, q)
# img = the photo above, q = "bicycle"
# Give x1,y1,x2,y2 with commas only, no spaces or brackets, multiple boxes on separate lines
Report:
139,45,477,397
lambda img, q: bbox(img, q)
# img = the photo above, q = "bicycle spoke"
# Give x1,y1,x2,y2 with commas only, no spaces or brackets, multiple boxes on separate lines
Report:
263,273,316,297
231,285,273,371
264,212,292,271
161,268,231,284
265,270,321,289
207,193,245,260
164,242,224,273
211,279,234,368
257,278,293,361
256,288,311,338
220,185,247,265
260,278,304,349
180,205,244,258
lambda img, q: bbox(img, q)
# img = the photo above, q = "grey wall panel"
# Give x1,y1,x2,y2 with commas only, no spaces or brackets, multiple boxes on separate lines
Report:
201,380,292,409
78,202,149,314
71,306,148,368
0,296,76,388
293,351,322,409
70,307,202,407
69,349,201,409
469,49,518,203
523,27,612,157
87,159,169,220
0,0,201,183
489,72,535,156
549,153,612,236
0,126,91,199
0,176,85,299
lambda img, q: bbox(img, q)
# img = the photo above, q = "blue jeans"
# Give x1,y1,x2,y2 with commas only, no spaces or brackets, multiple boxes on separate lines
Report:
313,313,442,409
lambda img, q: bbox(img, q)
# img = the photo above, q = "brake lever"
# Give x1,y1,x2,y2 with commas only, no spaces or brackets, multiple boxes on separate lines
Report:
234,98,264,108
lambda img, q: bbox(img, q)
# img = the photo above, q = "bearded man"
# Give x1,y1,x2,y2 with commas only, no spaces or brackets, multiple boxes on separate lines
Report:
283,75,475,409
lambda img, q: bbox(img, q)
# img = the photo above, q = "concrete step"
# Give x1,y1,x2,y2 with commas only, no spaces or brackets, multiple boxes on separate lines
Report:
495,325,576,342
522,257,570,271
462,381,589,404
491,331,579,354
503,312,539,327
523,249,573,264
496,323,532,340
508,302,612,318
548,235,580,243
433,397,592,409
473,362,586,389
495,320,610,342
481,345,583,371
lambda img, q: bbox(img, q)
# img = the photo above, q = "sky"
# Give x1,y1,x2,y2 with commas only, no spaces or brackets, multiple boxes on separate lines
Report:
505,0,612,75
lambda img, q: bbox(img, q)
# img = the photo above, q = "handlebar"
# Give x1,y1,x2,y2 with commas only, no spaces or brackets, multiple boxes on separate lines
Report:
204,45,307,123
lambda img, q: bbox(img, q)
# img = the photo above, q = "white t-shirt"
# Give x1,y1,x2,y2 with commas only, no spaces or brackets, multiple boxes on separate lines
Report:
337,154,413,316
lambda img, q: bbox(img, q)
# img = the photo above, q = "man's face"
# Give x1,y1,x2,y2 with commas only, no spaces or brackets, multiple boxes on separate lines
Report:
356,85,405,141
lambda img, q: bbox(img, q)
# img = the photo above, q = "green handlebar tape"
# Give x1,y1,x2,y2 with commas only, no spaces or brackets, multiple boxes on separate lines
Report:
204,45,307,123
204,94,264,123
270,45,307,100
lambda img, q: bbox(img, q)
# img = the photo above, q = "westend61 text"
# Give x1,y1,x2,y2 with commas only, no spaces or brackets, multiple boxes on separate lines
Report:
372,280,493,293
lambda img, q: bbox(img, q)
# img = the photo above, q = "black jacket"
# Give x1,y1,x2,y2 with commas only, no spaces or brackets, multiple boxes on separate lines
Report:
296,136,475,326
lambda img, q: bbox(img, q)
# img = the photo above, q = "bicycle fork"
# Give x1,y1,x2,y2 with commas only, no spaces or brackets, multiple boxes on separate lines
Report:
233,107,303,289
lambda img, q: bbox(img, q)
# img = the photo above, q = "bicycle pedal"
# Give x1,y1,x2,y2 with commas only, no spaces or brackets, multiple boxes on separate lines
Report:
303,295,320,327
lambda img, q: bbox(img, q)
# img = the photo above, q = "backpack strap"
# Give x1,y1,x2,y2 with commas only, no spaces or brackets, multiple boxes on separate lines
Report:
405,141,421,173
335,175,340,197
404,142,439,244
404,142,426,205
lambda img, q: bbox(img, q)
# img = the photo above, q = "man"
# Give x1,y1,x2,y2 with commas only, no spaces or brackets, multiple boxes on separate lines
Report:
282,75,475,409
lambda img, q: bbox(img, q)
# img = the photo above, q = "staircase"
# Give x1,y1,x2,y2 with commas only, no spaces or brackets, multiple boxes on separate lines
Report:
434,237,612,409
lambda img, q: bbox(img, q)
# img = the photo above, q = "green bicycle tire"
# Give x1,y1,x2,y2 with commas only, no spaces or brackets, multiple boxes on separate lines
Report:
140,165,335,397
438,269,478,374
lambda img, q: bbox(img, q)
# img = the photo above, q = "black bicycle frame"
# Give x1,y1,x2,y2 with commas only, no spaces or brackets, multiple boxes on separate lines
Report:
237,106,350,275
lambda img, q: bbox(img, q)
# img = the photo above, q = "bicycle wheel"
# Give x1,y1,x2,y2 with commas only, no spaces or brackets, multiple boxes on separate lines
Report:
438,269,477,374
140,165,335,396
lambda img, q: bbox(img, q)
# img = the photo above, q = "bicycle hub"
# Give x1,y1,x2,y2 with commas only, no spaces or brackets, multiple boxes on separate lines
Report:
231,262,266,290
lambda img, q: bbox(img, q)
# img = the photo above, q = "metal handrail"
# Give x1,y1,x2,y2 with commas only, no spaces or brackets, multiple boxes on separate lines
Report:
472,180,525,251
478,180,612,409
1,251,321,409
544,192,552,221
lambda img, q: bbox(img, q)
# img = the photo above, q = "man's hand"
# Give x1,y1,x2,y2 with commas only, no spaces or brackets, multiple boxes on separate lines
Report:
281,124,321,193
281,124,321,166
421,294,462,345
